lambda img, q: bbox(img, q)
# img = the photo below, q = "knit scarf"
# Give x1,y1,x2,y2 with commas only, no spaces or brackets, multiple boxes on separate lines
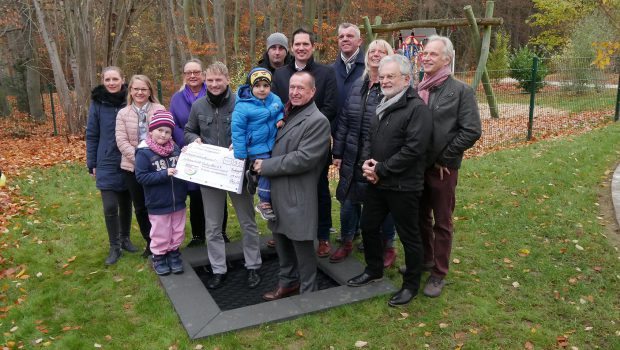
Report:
182,83,207,105
341,48,360,74
132,102,151,141
146,136,174,157
417,65,452,105
376,87,408,120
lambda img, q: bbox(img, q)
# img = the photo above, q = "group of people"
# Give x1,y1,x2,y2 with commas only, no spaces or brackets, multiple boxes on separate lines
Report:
86,22,481,307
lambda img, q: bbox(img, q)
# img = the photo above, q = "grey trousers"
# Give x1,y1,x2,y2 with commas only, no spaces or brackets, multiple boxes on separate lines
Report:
273,232,317,294
200,185,262,274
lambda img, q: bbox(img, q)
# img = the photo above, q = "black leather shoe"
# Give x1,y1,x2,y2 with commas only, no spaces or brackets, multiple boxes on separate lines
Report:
346,272,383,287
207,273,227,289
247,269,261,289
388,288,417,307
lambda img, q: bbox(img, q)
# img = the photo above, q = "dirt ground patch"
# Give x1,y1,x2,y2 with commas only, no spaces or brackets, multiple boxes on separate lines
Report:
477,103,568,120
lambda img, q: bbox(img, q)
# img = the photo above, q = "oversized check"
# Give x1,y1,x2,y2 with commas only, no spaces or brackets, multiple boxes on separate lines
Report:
174,143,245,194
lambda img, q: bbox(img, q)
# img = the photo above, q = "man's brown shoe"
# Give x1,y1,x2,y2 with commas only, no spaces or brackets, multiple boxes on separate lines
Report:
262,284,300,301
317,240,331,257
267,239,276,248
329,241,353,263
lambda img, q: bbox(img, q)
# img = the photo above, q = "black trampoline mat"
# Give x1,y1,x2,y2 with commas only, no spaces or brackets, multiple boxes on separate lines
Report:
160,237,397,339
194,252,339,311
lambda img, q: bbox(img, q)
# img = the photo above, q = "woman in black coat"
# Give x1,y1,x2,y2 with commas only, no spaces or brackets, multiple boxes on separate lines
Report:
330,40,397,266
86,66,139,265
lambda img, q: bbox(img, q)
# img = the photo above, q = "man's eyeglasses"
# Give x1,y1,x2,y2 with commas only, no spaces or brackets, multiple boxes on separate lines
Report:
378,73,403,82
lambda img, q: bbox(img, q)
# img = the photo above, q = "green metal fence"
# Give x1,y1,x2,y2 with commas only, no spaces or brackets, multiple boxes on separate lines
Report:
455,56,619,152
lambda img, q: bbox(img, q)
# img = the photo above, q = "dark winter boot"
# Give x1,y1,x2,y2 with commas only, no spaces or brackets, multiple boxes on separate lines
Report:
104,215,122,265
105,247,122,265
152,254,171,276
168,249,184,274
120,235,139,253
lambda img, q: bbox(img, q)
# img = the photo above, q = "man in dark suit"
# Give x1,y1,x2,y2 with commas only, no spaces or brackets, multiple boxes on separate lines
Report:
254,72,331,299
271,28,338,258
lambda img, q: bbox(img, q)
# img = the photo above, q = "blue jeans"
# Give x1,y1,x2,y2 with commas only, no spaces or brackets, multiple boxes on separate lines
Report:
252,153,271,203
340,199,395,242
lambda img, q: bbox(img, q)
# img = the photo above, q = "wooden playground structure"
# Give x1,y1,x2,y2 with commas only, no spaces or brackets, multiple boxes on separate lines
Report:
360,2,502,118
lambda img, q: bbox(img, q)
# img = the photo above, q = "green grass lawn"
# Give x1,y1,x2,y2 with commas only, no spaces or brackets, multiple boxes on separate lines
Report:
2,123,620,349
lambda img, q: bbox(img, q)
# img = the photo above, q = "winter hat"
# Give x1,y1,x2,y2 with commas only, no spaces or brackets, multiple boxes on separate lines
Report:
149,110,175,131
266,32,288,52
248,67,272,87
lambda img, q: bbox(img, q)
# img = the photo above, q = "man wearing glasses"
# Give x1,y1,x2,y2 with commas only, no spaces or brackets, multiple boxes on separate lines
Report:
346,54,432,307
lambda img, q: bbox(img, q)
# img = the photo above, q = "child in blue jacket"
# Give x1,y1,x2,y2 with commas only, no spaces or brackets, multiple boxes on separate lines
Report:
232,67,284,221
135,110,187,275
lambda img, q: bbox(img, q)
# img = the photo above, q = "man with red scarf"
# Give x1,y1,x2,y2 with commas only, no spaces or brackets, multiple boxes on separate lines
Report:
416,35,482,298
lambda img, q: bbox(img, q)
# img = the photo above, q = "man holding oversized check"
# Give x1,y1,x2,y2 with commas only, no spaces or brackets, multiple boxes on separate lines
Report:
183,62,262,290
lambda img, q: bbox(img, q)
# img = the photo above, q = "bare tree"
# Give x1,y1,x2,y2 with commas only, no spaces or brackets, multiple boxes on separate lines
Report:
102,0,147,66
33,0,78,132
213,0,227,63
199,0,215,43
249,0,256,62
162,0,180,84
233,0,240,57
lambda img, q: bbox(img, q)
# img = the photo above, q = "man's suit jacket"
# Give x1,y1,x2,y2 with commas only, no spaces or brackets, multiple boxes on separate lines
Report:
260,102,331,241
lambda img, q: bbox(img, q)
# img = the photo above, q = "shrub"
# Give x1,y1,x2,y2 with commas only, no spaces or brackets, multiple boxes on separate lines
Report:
509,47,549,93
487,30,511,80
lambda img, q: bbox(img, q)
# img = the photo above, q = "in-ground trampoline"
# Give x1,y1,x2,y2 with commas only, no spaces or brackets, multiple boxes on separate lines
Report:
158,236,396,339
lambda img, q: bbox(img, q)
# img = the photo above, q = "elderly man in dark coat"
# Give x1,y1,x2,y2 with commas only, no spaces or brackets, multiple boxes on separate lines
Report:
347,54,433,307
253,71,331,299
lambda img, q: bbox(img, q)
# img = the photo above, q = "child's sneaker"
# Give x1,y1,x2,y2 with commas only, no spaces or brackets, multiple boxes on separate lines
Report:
245,169,258,195
152,254,171,276
168,249,184,274
255,202,276,221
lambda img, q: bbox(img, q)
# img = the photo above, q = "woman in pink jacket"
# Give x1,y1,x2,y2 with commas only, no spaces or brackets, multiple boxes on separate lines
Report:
116,74,165,257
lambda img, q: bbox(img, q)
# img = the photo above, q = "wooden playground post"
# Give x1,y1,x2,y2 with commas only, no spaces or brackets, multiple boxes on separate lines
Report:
465,3,499,118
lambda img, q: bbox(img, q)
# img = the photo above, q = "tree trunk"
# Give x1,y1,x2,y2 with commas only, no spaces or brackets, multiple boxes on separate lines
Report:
161,0,180,83
302,0,316,29
33,0,76,133
249,0,256,63
192,0,203,43
200,0,215,43
315,0,322,61
168,0,188,63
213,0,227,63
182,0,194,56
107,1,148,67
233,0,240,57
25,40,44,122
63,0,94,132
338,0,350,24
